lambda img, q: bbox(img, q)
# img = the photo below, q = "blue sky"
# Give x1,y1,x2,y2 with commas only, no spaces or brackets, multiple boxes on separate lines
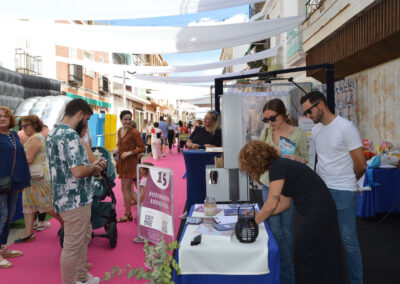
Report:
110,5,249,77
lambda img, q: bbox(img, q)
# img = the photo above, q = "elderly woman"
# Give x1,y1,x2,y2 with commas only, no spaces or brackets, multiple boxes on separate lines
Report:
15,115,63,243
259,98,308,284
112,110,145,222
0,107,30,269
186,110,221,149
238,141,344,284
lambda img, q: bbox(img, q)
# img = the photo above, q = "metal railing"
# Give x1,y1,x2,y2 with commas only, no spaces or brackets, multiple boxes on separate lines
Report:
306,0,324,18
15,48,42,76
286,27,303,59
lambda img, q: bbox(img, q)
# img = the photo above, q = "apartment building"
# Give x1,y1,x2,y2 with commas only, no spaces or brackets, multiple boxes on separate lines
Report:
302,0,400,147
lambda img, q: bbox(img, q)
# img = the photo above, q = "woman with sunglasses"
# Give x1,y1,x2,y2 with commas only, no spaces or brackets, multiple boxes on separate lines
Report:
15,115,63,243
259,98,308,284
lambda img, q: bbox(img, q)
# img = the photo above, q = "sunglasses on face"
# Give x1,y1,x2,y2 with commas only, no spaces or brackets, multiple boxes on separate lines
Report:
21,124,31,129
302,102,320,116
262,113,279,124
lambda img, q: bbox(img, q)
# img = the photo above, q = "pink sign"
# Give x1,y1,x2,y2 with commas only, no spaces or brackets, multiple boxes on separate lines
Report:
138,166,174,244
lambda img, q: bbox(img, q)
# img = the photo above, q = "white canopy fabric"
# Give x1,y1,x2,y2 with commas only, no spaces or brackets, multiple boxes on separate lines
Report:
132,68,260,83
115,77,211,99
55,45,279,74
147,90,210,101
2,16,303,54
0,0,264,20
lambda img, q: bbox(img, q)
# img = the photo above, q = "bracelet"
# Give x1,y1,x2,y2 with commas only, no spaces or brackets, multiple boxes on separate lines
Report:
131,151,135,155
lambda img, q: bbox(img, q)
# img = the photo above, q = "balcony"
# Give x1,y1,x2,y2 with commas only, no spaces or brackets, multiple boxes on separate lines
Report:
286,27,305,66
15,48,42,76
305,0,324,18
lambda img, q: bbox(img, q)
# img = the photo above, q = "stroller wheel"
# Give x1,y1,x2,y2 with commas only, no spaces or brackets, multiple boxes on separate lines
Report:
107,222,118,248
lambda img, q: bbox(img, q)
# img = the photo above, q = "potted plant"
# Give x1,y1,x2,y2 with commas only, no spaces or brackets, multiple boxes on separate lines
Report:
103,236,180,284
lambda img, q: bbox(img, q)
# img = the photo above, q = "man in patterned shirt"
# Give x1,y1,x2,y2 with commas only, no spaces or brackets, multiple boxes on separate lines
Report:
46,99,106,284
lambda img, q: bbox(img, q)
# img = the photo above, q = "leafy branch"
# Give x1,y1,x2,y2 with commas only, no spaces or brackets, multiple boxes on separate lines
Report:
104,236,180,284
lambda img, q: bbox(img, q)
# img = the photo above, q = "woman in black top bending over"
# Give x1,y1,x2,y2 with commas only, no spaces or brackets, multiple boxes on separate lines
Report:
238,140,344,284
186,110,221,149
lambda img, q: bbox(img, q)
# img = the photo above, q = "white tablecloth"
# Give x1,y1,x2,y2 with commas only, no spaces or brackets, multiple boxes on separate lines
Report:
179,204,270,275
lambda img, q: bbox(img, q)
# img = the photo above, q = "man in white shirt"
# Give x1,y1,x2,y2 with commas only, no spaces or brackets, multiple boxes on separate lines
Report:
301,91,366,284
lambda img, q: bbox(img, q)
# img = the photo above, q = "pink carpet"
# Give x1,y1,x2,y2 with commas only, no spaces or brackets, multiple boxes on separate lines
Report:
2,146,187,283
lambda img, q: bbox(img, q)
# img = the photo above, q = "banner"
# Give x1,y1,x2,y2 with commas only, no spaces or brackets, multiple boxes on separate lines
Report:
137,165,174,244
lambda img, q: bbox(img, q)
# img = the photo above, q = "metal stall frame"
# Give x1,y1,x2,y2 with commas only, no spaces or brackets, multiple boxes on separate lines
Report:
214,63,335,114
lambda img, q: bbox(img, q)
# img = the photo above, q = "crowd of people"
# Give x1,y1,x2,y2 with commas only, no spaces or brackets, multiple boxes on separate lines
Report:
0,90,367,284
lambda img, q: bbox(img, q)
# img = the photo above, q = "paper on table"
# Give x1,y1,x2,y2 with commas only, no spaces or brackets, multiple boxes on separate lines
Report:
193,224,233,242
214,216,238,224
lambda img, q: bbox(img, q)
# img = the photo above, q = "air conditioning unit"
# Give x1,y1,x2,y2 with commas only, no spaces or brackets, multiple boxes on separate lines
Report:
99,76,109,94
69,64,83,86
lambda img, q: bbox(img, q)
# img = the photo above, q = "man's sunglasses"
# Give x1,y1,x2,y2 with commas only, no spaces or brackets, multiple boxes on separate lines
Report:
302,102,320,116
262,113,279,124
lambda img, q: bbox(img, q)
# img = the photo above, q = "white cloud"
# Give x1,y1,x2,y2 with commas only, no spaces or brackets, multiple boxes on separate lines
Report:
187,13,248,26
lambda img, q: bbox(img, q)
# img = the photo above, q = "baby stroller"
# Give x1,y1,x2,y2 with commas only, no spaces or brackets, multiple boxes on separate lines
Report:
59,147,118,248
177,133,188,153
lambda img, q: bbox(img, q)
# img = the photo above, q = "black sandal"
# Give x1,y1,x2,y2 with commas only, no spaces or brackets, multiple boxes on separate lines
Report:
118,213,133,222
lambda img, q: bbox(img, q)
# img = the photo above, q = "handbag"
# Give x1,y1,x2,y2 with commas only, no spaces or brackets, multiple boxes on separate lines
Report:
29,164,44,179
0,132,17,194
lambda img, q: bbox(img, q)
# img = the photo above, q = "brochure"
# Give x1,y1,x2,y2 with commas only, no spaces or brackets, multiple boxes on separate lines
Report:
279,136,296,156
186,217,203,225
212,222,236,231
193,224,233,242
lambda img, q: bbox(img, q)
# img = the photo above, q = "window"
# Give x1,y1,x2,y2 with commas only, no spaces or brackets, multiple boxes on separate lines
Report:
112,53,131,65
70,48,78,59
69,64,83,85
83,50,94,61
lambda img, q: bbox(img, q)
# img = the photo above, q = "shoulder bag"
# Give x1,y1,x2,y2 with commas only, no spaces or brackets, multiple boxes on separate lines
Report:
29,164,44,179
0,132,17,194
29,134,44,179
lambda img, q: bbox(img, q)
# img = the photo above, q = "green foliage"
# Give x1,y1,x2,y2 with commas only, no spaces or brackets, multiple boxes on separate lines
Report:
103,236,180,284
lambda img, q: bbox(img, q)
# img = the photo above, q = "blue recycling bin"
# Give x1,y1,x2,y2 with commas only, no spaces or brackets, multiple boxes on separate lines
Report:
88,113,105,147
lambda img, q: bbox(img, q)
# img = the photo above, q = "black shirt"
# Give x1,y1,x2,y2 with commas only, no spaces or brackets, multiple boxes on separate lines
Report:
269,157,333,216
189,126,222,147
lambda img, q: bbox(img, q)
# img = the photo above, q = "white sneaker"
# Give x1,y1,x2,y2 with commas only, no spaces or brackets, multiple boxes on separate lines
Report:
76,274,100,284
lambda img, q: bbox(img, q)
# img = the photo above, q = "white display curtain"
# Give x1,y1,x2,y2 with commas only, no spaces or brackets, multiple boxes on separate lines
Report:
0,0,264,20
55,45,279,74
2,16,303,54
132,68,260,83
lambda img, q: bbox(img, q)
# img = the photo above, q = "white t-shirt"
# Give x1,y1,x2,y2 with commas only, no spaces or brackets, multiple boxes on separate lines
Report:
312,116,362,191
151,127,162,143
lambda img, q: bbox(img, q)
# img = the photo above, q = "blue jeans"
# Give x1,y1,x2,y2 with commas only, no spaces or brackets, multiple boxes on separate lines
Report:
328,189,363,284
141,133,146,145
0,190,19,245
262,185,295,284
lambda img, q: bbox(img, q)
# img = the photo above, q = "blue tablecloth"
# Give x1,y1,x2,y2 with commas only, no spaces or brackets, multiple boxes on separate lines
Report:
173,205,280,284
357,168,400,217
183,150,219,210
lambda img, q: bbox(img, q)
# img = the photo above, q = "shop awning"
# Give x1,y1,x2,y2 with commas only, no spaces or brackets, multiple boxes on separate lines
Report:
66,92,111,108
